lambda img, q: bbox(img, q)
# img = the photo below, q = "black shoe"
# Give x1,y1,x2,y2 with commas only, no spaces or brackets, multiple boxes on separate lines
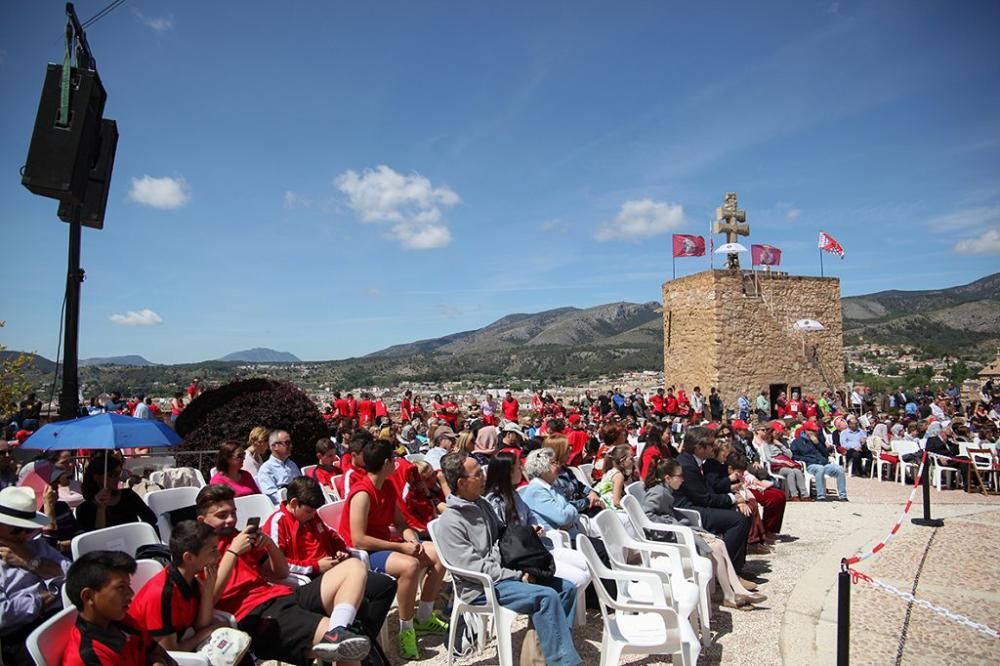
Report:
313,626,371,662
816,496,830,502
837,496,850,502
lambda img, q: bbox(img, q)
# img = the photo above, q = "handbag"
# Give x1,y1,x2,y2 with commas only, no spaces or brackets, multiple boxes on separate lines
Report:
196,627,251,666
769,454,800,471
498,524,555,581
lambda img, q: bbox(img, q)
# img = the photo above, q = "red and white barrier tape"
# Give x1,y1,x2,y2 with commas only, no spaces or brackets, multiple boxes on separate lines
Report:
843,450,926,566
847,568,1000,639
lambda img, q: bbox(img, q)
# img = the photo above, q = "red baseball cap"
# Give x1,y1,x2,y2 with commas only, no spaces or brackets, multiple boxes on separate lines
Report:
802,421,821,432
731,419,749,430
769,421,786,434
567,413,582,425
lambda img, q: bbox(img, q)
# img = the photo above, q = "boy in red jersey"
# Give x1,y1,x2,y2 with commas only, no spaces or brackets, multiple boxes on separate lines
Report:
63,551,170,666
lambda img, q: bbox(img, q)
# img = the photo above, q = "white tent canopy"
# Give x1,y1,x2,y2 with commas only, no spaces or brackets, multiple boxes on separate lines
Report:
714,242,748,254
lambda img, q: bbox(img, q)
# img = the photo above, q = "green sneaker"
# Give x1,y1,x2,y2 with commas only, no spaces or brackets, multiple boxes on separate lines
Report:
398,627,419,660
414,612,449,635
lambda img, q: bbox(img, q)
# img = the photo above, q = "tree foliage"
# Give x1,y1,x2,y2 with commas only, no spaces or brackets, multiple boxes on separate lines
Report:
173,378,329,477
0,322,32,418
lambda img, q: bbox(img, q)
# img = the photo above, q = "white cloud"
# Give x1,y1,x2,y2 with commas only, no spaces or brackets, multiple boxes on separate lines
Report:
129,176,190,209
926,205,1000,232
540,219,568,233
283,191,313,209
954,228,1000,255
785,207,801,221
132,9,173,31
595,199,686,241
110,309,163,326
335,165,459,249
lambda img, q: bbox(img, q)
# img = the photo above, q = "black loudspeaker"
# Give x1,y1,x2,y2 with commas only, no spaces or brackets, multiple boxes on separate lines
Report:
21,64,107,202
58,118,118,230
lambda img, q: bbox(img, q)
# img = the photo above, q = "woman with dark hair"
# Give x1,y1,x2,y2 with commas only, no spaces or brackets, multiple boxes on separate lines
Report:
209,440,261,497
642,457,764,610
639,424,678,479
484,451,590,589
76,453,158,532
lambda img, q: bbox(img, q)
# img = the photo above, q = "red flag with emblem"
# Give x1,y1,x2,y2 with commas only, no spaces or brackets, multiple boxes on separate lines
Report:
818,231,844,257
751,244,782,266
672,234,705,257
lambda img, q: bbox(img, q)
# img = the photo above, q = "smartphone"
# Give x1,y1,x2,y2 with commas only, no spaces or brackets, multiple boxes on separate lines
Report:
246,517,260,533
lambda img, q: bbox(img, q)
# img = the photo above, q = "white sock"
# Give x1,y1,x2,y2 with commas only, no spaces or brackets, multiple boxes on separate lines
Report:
416,600,434,622
328,603,357,631
400,618,414,631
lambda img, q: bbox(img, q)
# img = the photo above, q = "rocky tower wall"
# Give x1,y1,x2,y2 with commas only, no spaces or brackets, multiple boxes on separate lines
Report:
663,270,844,410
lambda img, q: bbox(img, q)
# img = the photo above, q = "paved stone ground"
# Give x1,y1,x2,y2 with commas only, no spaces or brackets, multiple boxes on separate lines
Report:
370,477,1000,665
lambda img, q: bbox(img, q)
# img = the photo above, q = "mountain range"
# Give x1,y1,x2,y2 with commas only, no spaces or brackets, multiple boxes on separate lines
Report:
7,272,998,392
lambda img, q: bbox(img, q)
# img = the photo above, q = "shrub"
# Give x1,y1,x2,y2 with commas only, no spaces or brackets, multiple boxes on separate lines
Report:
174,378,329,477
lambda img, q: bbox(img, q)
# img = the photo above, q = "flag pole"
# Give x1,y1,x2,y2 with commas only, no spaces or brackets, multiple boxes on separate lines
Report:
672,253,676,280
820,244,825,278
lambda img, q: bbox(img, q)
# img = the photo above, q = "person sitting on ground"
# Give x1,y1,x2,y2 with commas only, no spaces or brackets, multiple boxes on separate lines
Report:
484,451,591,590
0,487,70,665
839,416,872,477
790,421,848,501
642,458,764,609
671,426,752,576
209,440,261,497
76,453,158,533
310,438,341,491
63,551,172,666
128,521,226,653
424,426,458,471
754,423,809,500
257,430,301,504
263,476,397,643
340,438,448,660
437,451,583,666
242,426,270,477
195,483,371,664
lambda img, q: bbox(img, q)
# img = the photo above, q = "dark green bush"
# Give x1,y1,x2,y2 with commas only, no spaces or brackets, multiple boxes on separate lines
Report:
174,378,328,477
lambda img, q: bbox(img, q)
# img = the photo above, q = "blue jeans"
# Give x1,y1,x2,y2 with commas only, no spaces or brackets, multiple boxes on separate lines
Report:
807,463,847,498
494,578,581,666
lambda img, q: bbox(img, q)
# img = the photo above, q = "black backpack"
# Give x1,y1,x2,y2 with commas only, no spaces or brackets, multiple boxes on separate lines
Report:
498,524,556,580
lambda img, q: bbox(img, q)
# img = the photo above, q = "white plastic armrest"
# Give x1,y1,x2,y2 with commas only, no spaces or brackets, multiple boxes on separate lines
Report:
283,573,310,586
601,568,673,609
545,529,571,549
349,548,370,566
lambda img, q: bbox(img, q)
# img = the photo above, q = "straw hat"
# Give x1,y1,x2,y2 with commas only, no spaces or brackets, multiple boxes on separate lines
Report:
0,487,49,529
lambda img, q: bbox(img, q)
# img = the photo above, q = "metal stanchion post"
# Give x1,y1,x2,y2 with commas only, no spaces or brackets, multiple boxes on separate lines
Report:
838,562,851,666
911,457,944,528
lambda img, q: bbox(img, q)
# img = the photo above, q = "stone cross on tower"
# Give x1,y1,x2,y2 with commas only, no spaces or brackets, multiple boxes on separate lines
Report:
713,192,749,269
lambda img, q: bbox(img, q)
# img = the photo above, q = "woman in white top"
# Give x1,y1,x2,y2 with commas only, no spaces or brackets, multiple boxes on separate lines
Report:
242,425,270,476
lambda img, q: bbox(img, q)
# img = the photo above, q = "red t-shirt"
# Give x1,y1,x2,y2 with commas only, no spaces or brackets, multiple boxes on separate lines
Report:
567,429,589,466
312,464,340,488
502,398,519,421
128,565,200,639
213,532,292,620
334,399,351,419
340,473,399,548
665,396,678,415
374,400,388,418
398,466,442,533
357,400,375,426
650,395,665,414
400,398,412,422
346,399,357,419
64,615,153,666
787,400,802,417
264,504,350,576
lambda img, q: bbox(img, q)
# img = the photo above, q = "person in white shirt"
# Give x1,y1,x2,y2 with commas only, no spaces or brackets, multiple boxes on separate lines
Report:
257,430,301,504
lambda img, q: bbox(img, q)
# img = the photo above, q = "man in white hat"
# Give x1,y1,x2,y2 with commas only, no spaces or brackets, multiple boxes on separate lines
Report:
0,486,70,663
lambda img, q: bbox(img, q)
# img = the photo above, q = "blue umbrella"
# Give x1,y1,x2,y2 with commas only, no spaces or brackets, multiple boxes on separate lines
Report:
21,412,182,452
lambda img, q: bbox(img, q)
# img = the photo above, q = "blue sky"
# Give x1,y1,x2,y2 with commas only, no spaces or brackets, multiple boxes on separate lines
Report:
2,1,999,364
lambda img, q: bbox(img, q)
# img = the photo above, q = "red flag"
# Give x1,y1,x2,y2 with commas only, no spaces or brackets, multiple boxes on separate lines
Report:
818,231,844,257
751,244,782,266
672,234,705,257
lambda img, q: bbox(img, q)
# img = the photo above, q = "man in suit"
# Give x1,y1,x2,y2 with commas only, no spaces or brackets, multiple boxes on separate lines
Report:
672,426,752,574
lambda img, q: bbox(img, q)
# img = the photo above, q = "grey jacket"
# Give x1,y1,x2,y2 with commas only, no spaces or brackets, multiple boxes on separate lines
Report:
436,494,521,603
641,483,712,557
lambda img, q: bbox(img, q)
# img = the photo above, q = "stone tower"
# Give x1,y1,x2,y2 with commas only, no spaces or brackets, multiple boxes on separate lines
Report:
662,193,844,413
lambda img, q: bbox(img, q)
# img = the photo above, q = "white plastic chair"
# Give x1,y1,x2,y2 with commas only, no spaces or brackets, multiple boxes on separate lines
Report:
123,456,176,474
576,534,699,666
894,441,920,485
578,463,595,485
592,508,706,646
925,453,959,491
427,519,524,666
149,468,207,489
870,449,894,481
71,522,160,560
624,481,645,503
674,507,704,529
567,466,591,488
27,607,210,666
301,464,318,477
233,493,277,529
60,558,165,609
802,458,845,498
405,453,426,464
145,486,201,544
621,494,714,645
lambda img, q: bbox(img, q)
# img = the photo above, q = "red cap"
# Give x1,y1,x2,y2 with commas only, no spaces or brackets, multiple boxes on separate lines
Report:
567,413,582,425
802,421,821,432
707,422,719,430
14,429,31,444
731,419,749,430
769,421,786,434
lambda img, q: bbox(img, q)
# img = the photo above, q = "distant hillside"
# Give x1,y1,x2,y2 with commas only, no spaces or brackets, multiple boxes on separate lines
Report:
219,348,301,363
0,351,57,374
842,272,1000,356
80,355,157,367
369,302,661,357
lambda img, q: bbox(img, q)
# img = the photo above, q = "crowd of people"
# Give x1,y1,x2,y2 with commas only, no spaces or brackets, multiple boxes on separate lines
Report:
1,376,999,665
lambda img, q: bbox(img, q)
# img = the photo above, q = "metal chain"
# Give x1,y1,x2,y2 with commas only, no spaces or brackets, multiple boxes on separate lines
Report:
850,569,1000,639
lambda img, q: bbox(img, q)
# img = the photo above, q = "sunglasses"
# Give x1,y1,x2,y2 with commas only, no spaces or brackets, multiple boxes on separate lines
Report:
8,526,42,536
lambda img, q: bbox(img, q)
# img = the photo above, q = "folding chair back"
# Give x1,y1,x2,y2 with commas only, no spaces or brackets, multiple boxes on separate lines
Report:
71,522,160,560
